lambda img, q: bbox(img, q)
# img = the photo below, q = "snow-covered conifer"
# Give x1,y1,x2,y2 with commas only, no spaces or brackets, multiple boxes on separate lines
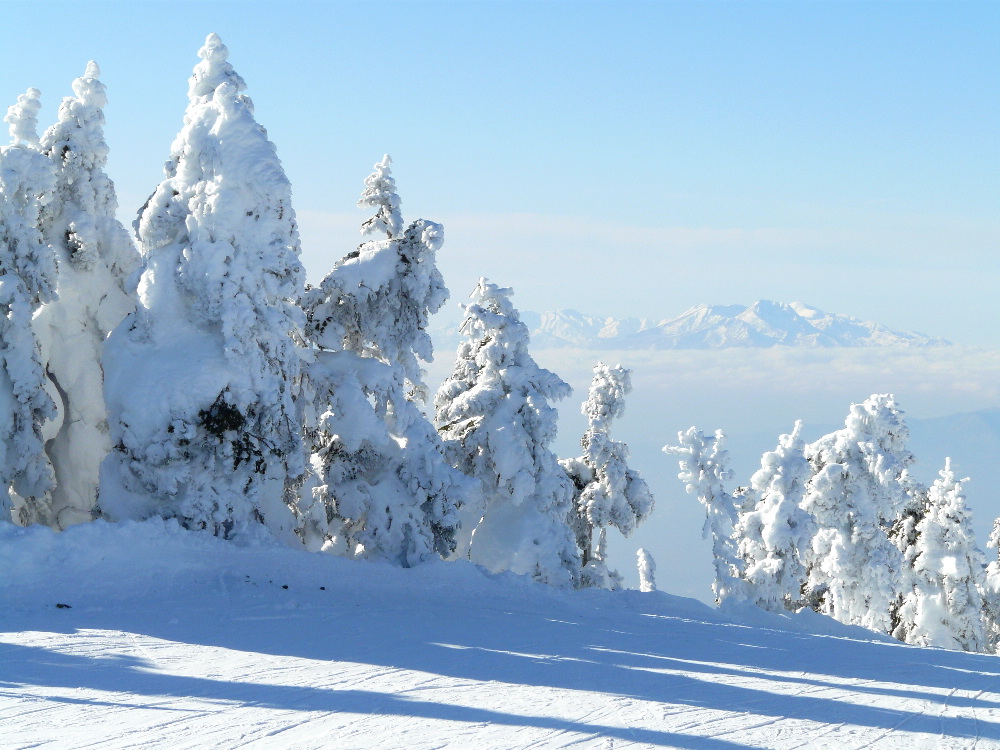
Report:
735,421,814,612
665,428,747,605
562,363,653,589
982,519,1000,653
0,103,58,523
893,460,987,651
29,62,140,529
5,88,42,147
801,394,914,633
101,34,304,541
637,548,656,592
299,158,471,565
434,278,579,587
358,154,403,239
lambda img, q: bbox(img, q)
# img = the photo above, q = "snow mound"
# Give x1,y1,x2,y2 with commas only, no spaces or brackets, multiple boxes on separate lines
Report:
3,520,999,748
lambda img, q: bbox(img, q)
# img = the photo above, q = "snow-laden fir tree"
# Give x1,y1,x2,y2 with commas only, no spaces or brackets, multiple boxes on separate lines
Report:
0,92,58,524
637,548,656,592
801,394,914,633
434,278,579,587
29,62,139,530
101,34,304,541
665,428,749,605
298,156,471,565
981,519,1000,653
735,421,814,612
892,459,987,651
561,363,653,589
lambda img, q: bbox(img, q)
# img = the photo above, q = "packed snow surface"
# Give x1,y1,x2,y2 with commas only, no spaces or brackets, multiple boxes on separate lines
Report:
3,520,999,749
457,301,952,350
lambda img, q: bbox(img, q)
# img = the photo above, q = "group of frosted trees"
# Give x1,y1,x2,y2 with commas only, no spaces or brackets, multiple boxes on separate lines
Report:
0,34,653,590
668,394,1000,654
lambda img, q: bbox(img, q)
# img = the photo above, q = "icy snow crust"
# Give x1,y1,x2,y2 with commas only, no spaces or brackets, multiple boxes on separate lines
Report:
2,519,999,749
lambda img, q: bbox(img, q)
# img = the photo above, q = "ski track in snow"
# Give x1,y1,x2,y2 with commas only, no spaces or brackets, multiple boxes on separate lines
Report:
2,521,1000,749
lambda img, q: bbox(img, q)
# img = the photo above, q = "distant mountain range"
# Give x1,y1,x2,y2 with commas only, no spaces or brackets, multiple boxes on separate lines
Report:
434,301,950,350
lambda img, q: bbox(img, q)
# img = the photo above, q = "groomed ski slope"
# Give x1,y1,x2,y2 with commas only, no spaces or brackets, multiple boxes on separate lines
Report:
2,520,999,749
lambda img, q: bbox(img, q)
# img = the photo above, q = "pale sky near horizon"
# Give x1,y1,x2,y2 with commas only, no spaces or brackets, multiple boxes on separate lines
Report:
2,1,997,344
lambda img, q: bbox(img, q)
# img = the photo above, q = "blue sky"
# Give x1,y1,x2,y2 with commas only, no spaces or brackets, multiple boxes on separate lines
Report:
3,1,998,343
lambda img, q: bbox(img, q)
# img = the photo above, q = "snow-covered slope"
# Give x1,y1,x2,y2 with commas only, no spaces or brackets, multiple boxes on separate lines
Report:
3,519,998,749
438,302,950,351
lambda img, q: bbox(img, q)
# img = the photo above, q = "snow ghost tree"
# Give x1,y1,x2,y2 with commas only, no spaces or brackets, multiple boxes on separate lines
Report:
637,548,656,593
0,92,58,524
665,428,748,605
299,155,471,566
101,34,305,541
735,421,814,612
982,519,1000,653
435,278,579,587
30,62,140,530
892,459,987,652
801,394,914,633
561,363,653,589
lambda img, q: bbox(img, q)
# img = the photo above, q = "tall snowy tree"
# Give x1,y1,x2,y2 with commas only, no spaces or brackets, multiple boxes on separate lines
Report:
735,421,814,612
801,394,914,633
892,459,987,652
561,363,653,589
299,156,471,565
30,62,139,529
101,34,305,541
982,519,1000,653
435,278,579,587
665,428,748,605
0,92,58,524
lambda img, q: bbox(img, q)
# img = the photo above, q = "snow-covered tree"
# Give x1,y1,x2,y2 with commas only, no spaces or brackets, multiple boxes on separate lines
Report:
0,93,58,523
735,421,814,612
299,156,471,566
665,428,748,605
982,519,1000,653
435,278,579,587
30,62,139,529
561,363,653,589
801,394,914,633
101,34,305,541
637,548,656,592
892,460,987,651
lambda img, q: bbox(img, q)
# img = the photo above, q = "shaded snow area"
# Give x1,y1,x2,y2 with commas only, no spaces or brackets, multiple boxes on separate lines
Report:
3,521,1000,749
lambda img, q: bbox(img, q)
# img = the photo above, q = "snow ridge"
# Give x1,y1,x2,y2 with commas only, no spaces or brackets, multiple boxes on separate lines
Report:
510,301,950,349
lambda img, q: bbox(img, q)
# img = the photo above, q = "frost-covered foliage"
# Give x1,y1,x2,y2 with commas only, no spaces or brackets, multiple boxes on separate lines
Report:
562,363,653,589
801,394,914,633
982,519,1000,653
637,548,656,592
299,157,470,566
435,278,579,587
358,154,403,239
735,421,813,612
892,460,987,652
101,34,304,541
0,110,58,524
30,62,139,530
5,88,42,147
665,428,748,605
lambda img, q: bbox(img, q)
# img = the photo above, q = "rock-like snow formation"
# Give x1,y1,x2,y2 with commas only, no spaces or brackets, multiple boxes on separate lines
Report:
511,301,950,349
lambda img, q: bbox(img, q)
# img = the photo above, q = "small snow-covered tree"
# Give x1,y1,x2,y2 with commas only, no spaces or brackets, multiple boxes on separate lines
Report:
562,362,653,589
665,428,748,605
735,421,814,612
30,62,139,529
101,34,305,540
299,156,471,566
0,93,58,523
893,460,987,651
982,519,1000,653
801,394,914,633
435,278,579,587
637,548,656,592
